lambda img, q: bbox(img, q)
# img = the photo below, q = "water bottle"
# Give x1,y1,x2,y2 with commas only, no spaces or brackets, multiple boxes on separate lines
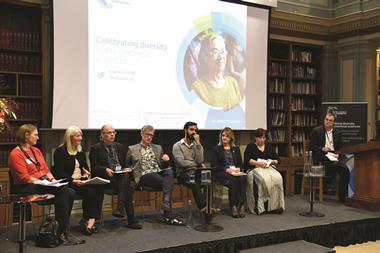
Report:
186,200,194,228
303,151,312,177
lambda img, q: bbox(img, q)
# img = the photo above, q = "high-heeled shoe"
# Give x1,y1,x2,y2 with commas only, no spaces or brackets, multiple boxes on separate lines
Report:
89,224,100,234
238,205,246,218
79,219,93,236
231,206,239,218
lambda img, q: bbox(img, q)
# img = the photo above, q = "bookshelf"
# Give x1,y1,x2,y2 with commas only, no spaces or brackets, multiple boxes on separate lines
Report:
0,3,41,168
377,48,380,138
267,42,290,157
267,41,321,158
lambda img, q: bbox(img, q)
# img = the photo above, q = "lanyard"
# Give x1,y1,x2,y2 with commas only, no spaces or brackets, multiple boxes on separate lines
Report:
18,145,41,173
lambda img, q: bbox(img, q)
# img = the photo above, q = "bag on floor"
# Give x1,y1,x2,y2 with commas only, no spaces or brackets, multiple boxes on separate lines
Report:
35,216,60,248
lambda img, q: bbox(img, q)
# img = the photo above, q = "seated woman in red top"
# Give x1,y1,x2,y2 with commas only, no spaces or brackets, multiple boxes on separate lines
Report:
8,124,80,245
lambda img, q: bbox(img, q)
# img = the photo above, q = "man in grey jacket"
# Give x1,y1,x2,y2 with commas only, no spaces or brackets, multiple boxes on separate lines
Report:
172,121,209,212
126,125,183,225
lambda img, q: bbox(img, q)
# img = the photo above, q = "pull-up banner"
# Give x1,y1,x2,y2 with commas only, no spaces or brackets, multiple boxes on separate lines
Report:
321,102,367,147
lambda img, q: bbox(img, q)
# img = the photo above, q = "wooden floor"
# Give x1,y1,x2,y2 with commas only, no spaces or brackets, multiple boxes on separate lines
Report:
335,240,380,253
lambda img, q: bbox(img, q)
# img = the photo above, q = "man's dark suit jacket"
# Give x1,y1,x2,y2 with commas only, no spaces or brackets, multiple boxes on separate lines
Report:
309,125,342,164
52,144,89,182
210,145,243,172
89,142,127,179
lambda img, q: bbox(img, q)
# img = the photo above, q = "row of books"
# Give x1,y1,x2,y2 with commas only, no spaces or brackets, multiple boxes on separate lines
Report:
268,78,286,93
291,144,304,157
292,65,317,79
0,124,19,143
0,149,11,167
291,129,308,142
16,101,41,119
19,76,41,96
268,129,287,142
268,62,287,77
0,30,40,51
291,50,313,63
0,73,15,95
291,97,316,111
269,112,286,126
272,146,288,157
291,81,317,95
292,113,318,127
0,53,41,73
269,97,286,110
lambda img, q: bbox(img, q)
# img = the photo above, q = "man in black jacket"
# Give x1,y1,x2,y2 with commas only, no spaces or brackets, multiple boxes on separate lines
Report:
89,124,142,229
309,110,349,202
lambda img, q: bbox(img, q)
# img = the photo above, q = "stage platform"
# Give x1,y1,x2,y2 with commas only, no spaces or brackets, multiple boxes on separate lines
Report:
1,196,380,253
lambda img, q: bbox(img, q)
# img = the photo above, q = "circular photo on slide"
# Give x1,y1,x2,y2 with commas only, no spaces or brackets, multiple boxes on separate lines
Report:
182,30,246,111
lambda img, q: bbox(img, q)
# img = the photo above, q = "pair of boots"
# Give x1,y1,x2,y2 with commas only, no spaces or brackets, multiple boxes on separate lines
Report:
112,201,142,229
231,204,246,218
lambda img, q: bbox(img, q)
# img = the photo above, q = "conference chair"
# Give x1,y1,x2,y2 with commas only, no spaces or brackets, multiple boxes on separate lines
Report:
134,184,163,222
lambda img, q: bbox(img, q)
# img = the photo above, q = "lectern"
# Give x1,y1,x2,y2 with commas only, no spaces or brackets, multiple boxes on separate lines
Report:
340,141,380,211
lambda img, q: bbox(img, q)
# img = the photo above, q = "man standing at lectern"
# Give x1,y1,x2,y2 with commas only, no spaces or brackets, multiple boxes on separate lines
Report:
309,109,350,203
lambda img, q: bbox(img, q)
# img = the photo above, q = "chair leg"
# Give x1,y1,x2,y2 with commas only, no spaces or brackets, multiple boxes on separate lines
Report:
5,203,11,240
301,177,305,197
142,192,146,222
100,207,105,228
319,177,323,202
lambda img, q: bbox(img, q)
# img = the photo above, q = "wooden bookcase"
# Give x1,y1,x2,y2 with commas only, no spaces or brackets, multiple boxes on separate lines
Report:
0,3,42,167
0,2,42,227
377,48,380,137
267,41,322,194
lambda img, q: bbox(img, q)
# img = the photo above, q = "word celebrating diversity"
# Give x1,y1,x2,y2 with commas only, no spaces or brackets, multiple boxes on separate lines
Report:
95,36,167,53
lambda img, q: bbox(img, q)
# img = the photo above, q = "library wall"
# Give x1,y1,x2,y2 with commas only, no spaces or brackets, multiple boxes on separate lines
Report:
0,4,42,167
0,2,43,227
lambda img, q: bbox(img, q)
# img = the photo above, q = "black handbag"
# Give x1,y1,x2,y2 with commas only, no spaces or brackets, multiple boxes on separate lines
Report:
35,216,60,248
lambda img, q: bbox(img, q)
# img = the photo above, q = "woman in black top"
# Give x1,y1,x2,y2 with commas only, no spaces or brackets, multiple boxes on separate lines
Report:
244,128,284,215
211,127,246,218
53,126,104,235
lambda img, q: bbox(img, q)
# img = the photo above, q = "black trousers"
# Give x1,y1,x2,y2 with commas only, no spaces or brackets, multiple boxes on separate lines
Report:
138,169,174,209
13,184,75,233
213,171,246,208
70,184,104,220
177,170,206,210
106,173,135,221
322,158,350,202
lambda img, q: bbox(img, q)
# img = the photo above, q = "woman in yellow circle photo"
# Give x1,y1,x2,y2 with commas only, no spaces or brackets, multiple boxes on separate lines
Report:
192,32,245,111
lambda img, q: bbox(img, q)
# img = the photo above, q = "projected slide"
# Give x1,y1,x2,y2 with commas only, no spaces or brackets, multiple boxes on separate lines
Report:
53,0,269,129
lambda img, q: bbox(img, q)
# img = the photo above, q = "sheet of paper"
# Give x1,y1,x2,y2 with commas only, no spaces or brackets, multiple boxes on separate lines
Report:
326,152,338,162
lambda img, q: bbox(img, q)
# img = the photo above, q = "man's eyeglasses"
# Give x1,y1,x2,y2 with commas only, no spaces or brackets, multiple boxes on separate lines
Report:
143,133,154,138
